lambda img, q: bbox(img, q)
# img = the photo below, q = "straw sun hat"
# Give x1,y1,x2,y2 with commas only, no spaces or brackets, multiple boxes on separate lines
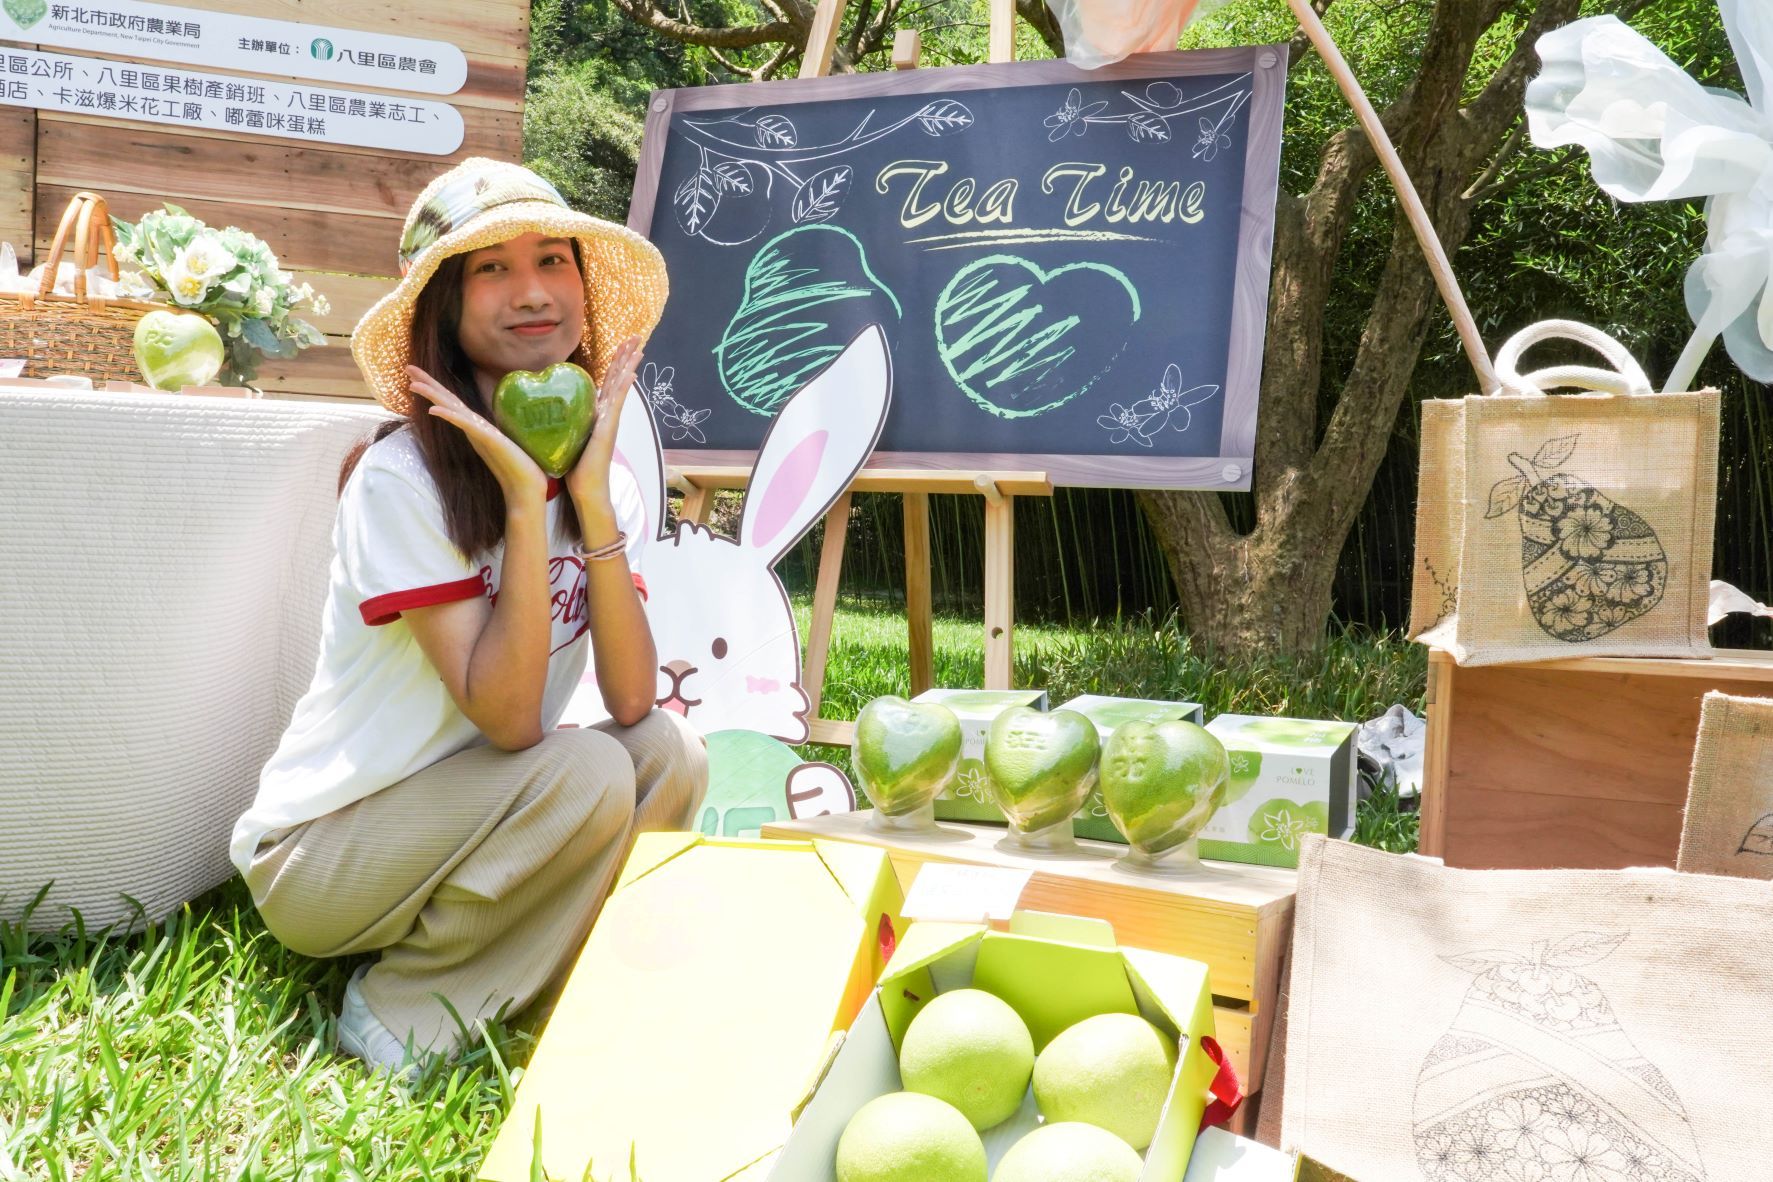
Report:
352,157,668,415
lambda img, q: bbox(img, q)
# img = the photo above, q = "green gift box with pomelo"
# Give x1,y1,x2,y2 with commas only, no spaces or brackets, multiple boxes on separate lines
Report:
1198,715,1357,869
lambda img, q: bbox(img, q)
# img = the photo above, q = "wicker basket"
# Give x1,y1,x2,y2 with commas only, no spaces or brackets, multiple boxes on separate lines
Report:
0,191,169,381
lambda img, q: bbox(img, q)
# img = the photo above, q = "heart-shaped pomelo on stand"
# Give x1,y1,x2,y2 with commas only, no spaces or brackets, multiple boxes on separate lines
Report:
491,361,596,478
855,695,962,831
133,309,225,391
984,707,1100,851
1100,720,1229,873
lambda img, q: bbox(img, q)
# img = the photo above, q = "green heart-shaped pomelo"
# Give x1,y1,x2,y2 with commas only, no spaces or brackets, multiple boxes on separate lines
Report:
1247,798,1330,854
492,362,596,478
984,707,1100,833
935,257,1139,421
133,309,224,391
1100,720,1229,856
855,695,963,817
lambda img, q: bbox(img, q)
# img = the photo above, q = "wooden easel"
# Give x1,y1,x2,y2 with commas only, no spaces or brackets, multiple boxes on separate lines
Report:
670,0,1051,746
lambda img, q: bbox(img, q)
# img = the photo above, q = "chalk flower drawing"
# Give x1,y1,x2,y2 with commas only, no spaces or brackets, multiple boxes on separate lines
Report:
1098,363,1219,447
675,100,975,245
1040,75,1253,148
636,361,711,444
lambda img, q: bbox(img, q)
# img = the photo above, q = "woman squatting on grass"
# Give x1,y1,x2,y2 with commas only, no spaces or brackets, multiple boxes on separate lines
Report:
227,158,707,1076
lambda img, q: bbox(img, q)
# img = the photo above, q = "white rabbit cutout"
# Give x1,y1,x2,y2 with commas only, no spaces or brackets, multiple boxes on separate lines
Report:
565,324,892,743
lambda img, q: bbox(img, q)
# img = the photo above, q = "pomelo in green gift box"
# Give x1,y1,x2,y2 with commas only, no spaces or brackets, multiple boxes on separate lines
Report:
984,707,1100,833
994,1122,1144,1182
491,361,596,477
1099,720,1230,858
898,987,1034,1130
1033,1012,1178,1152
133,310,224,391
835,1091,986,1182
854,695,963,817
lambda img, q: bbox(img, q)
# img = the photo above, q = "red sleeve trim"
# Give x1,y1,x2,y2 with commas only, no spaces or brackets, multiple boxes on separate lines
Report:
632,572,648,602
360,575,486,626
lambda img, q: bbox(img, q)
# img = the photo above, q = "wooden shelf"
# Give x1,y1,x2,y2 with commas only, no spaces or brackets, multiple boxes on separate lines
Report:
761,811,1296,1095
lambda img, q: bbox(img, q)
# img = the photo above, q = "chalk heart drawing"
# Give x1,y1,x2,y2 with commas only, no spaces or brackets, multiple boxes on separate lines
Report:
934,255,1141,420
717,224,903,417
567,324,892,744
1740,813,1773,856
1413,931,1704,1182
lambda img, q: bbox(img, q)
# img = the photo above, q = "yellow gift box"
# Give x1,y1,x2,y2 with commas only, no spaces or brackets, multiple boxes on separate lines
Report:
480,833,903,1182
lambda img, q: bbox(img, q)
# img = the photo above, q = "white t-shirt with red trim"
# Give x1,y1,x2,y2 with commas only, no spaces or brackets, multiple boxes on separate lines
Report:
229,428,646,875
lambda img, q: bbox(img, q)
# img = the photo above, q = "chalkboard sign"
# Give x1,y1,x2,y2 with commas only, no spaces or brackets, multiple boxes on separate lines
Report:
629,47,1285,490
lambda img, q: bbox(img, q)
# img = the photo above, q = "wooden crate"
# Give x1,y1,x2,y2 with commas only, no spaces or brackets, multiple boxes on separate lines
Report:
760,811,1295,1112
1420,646,1773,870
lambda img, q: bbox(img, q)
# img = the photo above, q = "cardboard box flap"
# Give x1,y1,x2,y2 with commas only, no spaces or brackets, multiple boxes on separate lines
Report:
879,920,985,979
1008,909,1117,948
613,829,708,890
812,838,898,911
972,929,1140,1050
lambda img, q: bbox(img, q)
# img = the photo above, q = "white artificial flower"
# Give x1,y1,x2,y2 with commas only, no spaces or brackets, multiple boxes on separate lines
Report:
311,294,331,317
117,269,157,299
162,258,209,307
1527,2,1773,387
250,286,275,317
112,242,135,265
175,235,234,284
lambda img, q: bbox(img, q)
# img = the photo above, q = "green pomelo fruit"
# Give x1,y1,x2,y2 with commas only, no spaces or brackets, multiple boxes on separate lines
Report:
855,696,963,816
491,362,596,478
1032,1013,1177,1151
1247,798,1330,853
899,988,1034,1131
835,1091,986,1182
717,225,901,417
1236,718,1348,748
984,707,1100,832
1099,720,1229,856
133,310,224,391
1222,749,1263,805
991,1122,1143,1182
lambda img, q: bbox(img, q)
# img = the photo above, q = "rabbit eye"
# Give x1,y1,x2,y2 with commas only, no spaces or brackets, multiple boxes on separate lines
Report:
712,637,729,660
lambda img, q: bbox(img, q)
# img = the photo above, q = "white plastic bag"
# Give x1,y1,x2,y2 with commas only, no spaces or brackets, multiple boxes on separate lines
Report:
1045,0,1218,69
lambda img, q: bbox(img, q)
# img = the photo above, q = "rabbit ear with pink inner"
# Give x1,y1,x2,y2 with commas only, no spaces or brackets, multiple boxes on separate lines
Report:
737,324,892,565
611,380,666,550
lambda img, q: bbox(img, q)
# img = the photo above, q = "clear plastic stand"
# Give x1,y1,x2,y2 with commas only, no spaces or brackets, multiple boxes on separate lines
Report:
866,800,938,834
997,815,1080,855
1113,835,1205,876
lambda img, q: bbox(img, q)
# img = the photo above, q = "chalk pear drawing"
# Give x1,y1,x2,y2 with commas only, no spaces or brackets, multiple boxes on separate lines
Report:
674,100,975,246
1413,931,1703,1182
1484,435,1667,642
1040,76,1252,149
1098,363,1218,447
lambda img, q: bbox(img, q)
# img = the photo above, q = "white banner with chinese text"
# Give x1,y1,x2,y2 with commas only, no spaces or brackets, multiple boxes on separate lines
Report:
0,45,463,154
0,0,468,96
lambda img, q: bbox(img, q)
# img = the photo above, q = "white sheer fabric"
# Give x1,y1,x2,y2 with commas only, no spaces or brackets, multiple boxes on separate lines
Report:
1045,0,1227,69
1526,8,1773,383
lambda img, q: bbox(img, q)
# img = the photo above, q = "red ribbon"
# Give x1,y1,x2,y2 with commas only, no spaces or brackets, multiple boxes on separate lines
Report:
877,912,897,963
1196,1035,1244,1132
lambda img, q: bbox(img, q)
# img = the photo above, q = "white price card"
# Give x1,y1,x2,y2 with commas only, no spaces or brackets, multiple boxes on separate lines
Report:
900,863,1033,924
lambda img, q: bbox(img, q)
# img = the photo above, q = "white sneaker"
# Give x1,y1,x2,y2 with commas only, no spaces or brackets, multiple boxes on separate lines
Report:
336,963,423,1081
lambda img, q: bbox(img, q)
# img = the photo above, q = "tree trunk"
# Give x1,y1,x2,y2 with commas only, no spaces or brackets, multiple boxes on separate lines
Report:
1138,0,1587,661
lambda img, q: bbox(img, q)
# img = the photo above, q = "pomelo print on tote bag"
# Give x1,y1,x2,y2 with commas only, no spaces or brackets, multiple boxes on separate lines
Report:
1412,931,1703,1182
1483,433,1668,644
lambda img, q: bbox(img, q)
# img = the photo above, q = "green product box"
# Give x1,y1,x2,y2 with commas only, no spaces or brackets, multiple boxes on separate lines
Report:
913,688,1049,824
1056,695,1205,843
1198,714,1358,869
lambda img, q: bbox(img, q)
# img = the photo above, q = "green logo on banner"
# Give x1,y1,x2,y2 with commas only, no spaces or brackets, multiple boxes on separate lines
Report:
310,38,334,61
4,0,48,30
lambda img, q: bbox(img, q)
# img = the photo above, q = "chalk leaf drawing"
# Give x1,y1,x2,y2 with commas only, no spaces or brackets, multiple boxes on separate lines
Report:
1097,363,1218,447
676,100,974,245
1739,813,1773,856
934,254,1140,420
1414,931,1704,1182
636,362,711,445
1041,76,1253,151
716,225,903,417
1485,435,1668,643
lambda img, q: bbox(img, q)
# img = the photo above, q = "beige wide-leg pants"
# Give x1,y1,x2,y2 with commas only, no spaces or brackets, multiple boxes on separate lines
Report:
245,709,706,1056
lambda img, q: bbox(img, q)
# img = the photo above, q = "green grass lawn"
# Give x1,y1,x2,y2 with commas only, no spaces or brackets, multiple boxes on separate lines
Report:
0,604,1425,1180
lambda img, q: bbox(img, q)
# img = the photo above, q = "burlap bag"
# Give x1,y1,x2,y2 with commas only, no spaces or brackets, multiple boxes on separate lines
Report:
1678,691,1773,879
1411,320,1719,666
1282,836,1773,1180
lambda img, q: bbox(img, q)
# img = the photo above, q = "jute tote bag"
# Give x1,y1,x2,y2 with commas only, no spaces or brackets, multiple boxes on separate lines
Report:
1282,836,1773,1180
1678,690,1773,879
1410,320,1720,666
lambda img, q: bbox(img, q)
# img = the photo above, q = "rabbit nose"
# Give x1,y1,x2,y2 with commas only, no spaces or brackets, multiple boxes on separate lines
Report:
663,659,694,682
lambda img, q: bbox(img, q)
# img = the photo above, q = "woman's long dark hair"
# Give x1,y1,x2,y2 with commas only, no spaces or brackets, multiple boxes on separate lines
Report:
338,246,590,556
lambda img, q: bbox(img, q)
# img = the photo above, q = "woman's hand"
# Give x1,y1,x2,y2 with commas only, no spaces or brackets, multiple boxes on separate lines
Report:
564,335,644,527
406,363,548,509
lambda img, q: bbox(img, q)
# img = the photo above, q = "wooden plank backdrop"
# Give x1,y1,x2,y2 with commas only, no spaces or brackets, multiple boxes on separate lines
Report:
0,0,529,399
